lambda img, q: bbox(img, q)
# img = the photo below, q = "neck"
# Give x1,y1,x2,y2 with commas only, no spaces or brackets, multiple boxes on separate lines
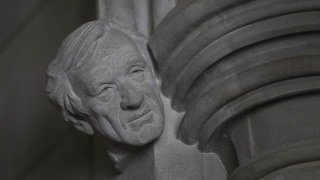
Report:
104,94,225,180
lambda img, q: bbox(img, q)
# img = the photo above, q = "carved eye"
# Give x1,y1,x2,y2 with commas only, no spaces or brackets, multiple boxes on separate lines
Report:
129,67,145,82
98,86,113,102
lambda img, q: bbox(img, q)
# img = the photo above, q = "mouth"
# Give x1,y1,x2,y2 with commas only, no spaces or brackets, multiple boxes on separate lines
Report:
127,111,153,131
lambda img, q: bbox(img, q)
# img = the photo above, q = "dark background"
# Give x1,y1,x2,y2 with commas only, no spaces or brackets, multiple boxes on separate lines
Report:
0,0,115,179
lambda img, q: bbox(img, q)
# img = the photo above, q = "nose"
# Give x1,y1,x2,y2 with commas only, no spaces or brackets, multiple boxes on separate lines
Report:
119,81,144,110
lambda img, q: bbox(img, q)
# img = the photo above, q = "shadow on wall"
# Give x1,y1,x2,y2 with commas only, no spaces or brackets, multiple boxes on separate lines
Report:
0,0,114,179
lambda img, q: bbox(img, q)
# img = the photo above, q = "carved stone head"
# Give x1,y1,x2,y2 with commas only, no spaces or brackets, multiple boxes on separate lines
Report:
46,20,164,146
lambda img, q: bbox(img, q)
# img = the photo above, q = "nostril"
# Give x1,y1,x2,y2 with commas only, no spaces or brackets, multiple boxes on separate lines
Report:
120,100,129,110
119,81,144,110
120,92,144,110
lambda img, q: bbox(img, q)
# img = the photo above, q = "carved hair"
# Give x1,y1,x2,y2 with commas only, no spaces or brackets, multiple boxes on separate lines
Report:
45,20,150,133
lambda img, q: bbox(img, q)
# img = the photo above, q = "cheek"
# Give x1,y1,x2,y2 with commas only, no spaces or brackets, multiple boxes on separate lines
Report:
141,73,160,97
86,96,120,124
141,79,164,121
86,97,124,141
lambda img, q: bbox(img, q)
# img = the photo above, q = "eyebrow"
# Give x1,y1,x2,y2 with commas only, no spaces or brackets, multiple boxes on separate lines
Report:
126,57,146,67
90,67,113,89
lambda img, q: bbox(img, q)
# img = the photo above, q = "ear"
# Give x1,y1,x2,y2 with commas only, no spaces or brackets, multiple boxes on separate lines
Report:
74,119,95,135
63,112,94,135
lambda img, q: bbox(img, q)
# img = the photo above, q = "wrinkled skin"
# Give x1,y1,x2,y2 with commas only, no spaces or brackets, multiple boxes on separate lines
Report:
69,32,164,146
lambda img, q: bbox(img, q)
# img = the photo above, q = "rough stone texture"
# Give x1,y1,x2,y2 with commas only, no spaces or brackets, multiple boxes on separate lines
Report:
97,0,176,37
46,21,165,148
4,0,320,179
149,0,320,179
102,96,226,180
45,18,226,179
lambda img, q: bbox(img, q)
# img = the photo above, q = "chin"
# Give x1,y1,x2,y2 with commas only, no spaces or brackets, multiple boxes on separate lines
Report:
139,124,164,144
123,120,164,146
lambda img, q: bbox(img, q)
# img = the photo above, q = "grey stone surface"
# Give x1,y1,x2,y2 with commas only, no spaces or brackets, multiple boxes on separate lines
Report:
46,20,165,171
45,19,226,179
149,0,320,179
97,0,176,37
0,0,96,179
0,0,43,49
90,94,227,180
4,0,318,179
262,161,320,180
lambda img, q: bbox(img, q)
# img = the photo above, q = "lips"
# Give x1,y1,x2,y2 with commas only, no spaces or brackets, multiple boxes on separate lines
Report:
127,111,153,131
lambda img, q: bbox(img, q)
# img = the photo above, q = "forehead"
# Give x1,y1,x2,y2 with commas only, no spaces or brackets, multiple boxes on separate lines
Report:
84,40,143,74
70,32,145,85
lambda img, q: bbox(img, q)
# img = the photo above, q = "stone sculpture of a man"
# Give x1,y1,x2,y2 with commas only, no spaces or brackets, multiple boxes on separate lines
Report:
45,20,164,170
45,20,226,180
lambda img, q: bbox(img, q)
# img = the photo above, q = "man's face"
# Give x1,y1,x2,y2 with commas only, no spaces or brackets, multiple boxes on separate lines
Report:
69,32,164,146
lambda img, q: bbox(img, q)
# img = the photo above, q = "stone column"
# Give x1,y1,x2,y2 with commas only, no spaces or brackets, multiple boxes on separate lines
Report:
97,0,176,37
149,0,320,179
